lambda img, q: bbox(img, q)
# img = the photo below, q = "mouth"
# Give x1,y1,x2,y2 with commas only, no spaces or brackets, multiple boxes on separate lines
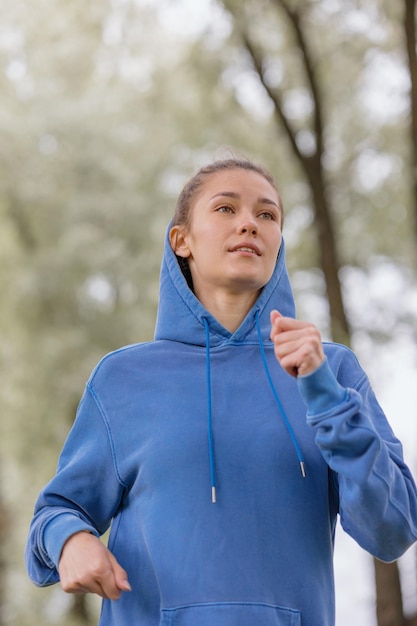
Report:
229,244,261,256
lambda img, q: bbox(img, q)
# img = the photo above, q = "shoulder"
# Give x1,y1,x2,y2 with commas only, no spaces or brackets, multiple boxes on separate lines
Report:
88,340,163,386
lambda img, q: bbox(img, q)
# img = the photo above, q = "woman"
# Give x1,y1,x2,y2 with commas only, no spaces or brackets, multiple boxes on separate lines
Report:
26,158,417,626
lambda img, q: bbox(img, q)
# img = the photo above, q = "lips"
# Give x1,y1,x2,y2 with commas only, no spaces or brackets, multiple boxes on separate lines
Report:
229,243,261,256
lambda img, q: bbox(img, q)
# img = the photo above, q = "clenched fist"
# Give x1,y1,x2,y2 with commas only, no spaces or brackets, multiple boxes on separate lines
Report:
270,310,325,377
58,531,131,600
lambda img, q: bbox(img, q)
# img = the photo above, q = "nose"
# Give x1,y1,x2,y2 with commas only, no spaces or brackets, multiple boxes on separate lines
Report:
238,215,258,236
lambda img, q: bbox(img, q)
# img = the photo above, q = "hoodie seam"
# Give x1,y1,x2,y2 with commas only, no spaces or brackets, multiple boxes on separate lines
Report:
86,383,129,490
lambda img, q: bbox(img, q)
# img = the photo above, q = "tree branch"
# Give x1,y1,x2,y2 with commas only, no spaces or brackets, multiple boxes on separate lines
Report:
272,0,324,154
239,30,304,164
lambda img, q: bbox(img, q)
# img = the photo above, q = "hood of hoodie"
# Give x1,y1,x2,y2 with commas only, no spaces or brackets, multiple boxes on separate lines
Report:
154,223,296,346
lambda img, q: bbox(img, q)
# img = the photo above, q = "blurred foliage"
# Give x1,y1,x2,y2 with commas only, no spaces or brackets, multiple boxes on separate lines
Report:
0,0,416,624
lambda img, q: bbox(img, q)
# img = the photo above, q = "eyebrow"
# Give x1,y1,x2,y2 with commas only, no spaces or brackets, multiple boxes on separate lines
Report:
210,191,280,209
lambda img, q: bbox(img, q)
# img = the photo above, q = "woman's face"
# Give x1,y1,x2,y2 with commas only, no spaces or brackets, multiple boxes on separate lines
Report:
170,168,282,300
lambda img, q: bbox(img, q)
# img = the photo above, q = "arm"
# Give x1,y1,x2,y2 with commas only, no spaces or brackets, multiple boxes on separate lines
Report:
25,385,131,595
270,310,417,561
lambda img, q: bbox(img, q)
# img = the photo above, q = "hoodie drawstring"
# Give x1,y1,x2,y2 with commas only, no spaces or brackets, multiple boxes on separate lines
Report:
203,313,305,504
255,311,306,478
203,317,217,503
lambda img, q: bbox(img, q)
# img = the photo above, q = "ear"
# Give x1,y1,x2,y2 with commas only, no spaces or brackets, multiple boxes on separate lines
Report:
169,225,191,258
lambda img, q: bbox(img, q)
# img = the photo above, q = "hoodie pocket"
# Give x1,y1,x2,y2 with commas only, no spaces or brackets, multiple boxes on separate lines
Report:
161,601,300,626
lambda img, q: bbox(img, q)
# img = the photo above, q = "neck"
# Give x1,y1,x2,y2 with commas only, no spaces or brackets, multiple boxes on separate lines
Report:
194,288,260,333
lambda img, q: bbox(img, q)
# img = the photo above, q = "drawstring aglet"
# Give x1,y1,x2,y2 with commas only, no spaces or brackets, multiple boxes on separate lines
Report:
300,461,306,478
211,486,217,503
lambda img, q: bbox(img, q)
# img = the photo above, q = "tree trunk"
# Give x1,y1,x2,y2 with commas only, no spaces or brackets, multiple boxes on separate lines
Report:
402,4,417,624
404,0,417,250
302,153,350,345
374,559,406,626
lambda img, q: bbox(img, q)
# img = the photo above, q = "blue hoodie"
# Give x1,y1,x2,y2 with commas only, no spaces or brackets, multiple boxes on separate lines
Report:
26,229,417,626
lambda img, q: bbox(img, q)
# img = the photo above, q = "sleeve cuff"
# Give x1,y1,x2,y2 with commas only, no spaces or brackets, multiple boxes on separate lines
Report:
43,513,99,568
297,357,347,416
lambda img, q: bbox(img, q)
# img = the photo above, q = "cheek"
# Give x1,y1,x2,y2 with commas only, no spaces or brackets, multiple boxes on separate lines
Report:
185,228,216,263
270,232,282,257
265,235,282,272
190,225,219,250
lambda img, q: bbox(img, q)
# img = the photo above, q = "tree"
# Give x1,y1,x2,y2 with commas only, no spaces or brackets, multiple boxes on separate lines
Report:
217,1,417,624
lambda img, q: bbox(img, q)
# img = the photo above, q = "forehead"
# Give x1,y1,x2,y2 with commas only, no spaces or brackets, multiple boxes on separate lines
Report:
196,168,278,201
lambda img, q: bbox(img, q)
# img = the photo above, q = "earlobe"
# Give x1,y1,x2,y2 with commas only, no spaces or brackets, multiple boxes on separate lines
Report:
169,226,191,258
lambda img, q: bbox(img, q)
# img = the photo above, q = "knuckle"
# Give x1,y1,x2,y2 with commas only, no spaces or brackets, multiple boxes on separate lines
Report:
61,578,82,593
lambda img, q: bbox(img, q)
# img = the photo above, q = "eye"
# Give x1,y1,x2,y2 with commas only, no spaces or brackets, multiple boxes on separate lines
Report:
259,211,276,220
216,205,234,214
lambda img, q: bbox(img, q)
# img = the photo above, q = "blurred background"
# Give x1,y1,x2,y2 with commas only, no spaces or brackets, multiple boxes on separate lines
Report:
0,0,416,624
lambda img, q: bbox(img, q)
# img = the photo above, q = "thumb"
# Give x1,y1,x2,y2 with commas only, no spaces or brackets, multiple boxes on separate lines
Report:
270,309,282,325
108,551,131,592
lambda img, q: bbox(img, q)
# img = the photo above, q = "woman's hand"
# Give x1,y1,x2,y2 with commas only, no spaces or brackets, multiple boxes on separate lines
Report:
58,531,131,600
270,310,325,377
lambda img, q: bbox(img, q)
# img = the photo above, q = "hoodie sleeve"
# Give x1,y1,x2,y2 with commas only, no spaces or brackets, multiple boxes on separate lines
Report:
25,385,127,586
297,355,417,562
